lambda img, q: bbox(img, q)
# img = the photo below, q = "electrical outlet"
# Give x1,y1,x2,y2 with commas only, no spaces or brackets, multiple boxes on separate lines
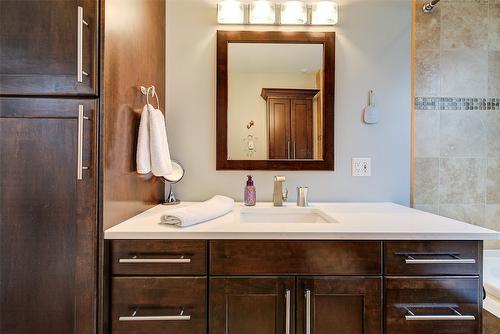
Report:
352,158,371,177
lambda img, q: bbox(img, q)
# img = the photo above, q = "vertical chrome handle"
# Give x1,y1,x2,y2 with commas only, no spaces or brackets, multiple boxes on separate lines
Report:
77,6,89,82
285,289,291,334
305,289,311,334
287,141,291,159
293,141,296,159
77,105,89,180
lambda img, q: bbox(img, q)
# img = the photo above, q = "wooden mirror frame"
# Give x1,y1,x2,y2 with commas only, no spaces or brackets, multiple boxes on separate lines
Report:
216,30,335,170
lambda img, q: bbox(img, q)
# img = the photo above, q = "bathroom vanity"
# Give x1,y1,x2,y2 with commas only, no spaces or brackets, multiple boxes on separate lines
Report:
104,203,499,334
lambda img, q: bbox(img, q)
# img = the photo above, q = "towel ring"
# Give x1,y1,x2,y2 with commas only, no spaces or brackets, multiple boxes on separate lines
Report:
140,85,160,110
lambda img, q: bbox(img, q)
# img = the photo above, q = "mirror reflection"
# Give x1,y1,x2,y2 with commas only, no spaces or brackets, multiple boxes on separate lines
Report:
227,43,324,161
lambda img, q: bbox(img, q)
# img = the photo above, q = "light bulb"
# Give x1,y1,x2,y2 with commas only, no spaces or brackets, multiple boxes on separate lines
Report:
280,1,307,25
218,0,245,24
311,1,338,25
250,1,276,24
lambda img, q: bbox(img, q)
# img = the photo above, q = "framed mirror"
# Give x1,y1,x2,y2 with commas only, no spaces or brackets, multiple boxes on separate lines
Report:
216,31,335,170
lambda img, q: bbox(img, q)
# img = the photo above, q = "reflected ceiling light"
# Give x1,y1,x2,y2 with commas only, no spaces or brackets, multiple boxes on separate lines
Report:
217,0,245,24
280,1,307,25
311,1,338,25
250,1,276,24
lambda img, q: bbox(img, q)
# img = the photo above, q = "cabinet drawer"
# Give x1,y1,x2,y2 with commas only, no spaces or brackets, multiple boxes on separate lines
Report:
385,277,480,334
384,241,481,276
111,240,207,275
210,240,382,275
111,277,206,334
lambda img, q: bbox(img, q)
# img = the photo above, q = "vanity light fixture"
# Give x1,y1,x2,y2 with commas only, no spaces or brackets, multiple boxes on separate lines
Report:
249,0,276,24
217,0,245,24
311,1,338,25
280,1,307,25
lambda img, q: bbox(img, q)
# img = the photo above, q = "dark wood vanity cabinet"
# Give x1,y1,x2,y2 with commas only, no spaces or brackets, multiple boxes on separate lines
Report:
261,89,319,160
0,98,97,333
109,239,483,334
0,0,98,95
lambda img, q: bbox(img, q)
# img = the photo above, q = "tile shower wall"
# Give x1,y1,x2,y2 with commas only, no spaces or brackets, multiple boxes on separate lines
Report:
414,0,500,247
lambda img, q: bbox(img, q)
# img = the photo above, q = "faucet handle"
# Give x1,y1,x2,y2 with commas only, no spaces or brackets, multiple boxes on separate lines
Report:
283,188,288,202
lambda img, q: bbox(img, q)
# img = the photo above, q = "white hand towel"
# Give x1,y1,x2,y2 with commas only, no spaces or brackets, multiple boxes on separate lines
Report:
149,108,173,177
160,196,235,227
136,104,173,177
136,104,153,174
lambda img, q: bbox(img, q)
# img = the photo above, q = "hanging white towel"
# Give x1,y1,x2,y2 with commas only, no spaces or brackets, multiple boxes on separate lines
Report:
136,104,173,177
159,196,235,227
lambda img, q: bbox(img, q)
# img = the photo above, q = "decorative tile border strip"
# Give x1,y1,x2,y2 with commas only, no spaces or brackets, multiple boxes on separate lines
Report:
414,97,500,111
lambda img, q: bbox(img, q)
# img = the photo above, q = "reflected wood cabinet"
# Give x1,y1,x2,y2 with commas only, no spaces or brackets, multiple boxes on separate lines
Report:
261,89,319,160
108,240,483,334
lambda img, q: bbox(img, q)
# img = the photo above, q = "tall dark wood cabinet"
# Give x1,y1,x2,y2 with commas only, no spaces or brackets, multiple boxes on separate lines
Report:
261,88,319,160
0,0,166,333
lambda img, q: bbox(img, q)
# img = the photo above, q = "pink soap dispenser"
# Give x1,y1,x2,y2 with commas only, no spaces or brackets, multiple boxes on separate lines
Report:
244,175,256,206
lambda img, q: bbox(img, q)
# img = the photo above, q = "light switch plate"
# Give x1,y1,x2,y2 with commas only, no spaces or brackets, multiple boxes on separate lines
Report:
352,158,371,176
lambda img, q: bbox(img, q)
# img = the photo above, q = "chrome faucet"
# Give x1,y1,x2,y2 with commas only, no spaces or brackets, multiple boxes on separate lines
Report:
273,176,288,207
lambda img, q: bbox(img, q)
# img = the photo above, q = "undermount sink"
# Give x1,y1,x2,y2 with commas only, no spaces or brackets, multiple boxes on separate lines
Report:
240,207,338,224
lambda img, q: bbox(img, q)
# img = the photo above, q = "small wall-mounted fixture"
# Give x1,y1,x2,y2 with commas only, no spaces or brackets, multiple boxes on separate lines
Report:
217,0,338,26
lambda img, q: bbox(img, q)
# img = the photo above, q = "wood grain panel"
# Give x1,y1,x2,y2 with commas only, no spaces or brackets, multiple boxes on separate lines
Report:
111,277,206,334
0,97,97,334
209,277,295,334
210,240,382,275
384,241,481,276
102,0,166,230
111,240,207,275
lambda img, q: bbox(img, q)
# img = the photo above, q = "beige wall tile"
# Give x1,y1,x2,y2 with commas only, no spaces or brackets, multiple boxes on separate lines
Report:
415,110,440,157
487,112,500,157
485,205,500,249
415,50,441,96
415,0,440,49
440,50,488,97
489,51,500,96
490,4,500,50
487,158,500,204
441,2,489,49
439,158,486,204
414,204,439,214
440,111,487,157
439,204,486,226
414,158,439,205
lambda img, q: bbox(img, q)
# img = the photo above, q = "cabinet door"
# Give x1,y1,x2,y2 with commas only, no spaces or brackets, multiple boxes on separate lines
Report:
0,98,97,334
297,277,382,334
210,277,295,334
290,99,313,159
268,98,291,159
0,0,98,95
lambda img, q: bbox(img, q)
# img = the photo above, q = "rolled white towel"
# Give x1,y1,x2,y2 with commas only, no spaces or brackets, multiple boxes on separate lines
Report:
160,196,235,227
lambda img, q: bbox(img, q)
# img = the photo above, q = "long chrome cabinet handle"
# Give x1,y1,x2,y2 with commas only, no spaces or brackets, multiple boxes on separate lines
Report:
119,257,191,264
285,289,291,334
404,255,475,264
305,289,311,334
293,141,296,159
77,105,89,180
120,308,191,321
404,307,475,321
119,315,191,321
77,6,89,82
287,141,291,159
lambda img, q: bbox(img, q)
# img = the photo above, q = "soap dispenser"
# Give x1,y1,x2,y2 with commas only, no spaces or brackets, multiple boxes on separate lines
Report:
244,175,256,206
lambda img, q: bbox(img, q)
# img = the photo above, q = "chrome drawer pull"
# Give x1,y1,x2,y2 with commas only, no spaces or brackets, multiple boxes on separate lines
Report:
285,289,291,334
404,255,475,264
119,308,191,321
77,105,90,180
404,306,475,321
119,255,191,264
305,289,311,334
77,6,89,83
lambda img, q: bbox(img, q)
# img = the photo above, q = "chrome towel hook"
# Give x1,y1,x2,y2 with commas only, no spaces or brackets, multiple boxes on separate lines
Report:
140,85,160,110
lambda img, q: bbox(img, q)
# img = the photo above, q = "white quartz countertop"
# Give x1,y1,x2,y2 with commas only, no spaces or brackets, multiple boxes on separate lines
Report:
104,202,500,240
